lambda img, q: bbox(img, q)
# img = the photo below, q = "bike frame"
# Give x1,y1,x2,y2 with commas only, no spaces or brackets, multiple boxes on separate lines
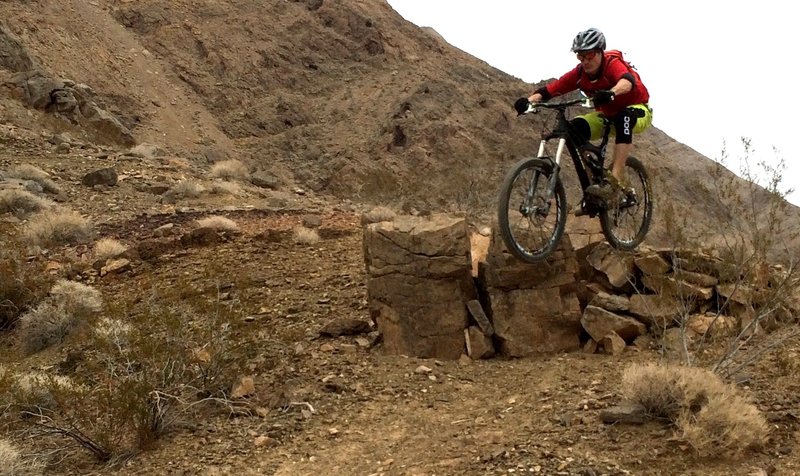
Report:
532,101,612,203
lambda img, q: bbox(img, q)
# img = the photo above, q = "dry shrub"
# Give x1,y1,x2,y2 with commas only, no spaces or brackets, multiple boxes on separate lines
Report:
0,438,44,476
622,363,767,458
17,280,103,354
12,372,84,411
22,209,93,247
209,180,244,196
293,225,320,245
679,391,769,458
93,317,132,349
196,215,238,231
0,189,53,218
93,237,128,261
0,236,52,328
1,269,250,463
208,159,249,181
623,364,731,418
168,180,205,199
5,164,61,195
621,363,687,419
361,206,396,225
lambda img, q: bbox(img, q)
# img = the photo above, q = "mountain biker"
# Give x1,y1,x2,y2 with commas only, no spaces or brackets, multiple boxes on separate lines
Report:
513,28,652,209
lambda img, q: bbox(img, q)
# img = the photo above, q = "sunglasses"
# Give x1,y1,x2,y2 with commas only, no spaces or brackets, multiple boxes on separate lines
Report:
576,50,598,61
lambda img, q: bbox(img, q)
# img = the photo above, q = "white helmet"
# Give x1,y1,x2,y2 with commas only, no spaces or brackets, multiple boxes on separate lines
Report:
571,28,606,52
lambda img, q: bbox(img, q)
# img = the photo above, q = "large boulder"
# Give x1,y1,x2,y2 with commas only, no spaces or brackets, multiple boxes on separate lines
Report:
363,214,473,359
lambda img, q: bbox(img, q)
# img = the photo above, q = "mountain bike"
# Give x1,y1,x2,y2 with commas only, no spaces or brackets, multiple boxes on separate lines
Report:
497,97,653,263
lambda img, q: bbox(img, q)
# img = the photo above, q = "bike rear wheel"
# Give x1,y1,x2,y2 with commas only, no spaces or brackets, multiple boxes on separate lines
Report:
600,156,653,251
497,157,567,263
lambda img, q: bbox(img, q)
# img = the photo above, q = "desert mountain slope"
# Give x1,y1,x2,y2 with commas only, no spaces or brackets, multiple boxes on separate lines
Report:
2,3,800,475
1,0,799,250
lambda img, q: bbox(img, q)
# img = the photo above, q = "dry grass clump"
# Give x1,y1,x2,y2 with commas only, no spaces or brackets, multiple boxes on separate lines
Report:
209,180,244,196
17,280,103,354
622,363,768,458
168,180,206,199
293,225,320,245
196,215,239,231
678,390,769,458
93,237,128,261
0,189,53,218
22,209,93,246
5,164,61,195
361,206,397,225
0,438,44,476
208,159,250,181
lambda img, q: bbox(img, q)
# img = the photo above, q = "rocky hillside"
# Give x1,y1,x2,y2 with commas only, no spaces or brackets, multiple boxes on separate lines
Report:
2,0,798,252
2,3,800,475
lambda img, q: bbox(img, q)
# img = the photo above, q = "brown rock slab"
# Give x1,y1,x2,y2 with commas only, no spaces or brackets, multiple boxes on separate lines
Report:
600,332,626,355
634,252,671,276
580,305,647,343
465,326,494,359
466,299,494,335
491,287,581,356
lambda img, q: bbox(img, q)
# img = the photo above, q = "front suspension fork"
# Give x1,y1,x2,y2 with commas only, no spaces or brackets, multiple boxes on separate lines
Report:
533,138,564,206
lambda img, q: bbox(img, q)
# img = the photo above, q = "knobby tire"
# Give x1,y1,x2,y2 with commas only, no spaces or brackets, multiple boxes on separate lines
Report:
600,156,653,251
497,157,567,263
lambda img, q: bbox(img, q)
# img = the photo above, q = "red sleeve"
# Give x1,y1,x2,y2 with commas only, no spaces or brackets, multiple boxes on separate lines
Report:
545,66,581,98
604,58,631,84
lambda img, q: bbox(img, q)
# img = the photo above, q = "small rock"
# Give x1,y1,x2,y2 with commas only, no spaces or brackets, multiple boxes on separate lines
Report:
254,435,276,447
231,376,256,399
82,167,118,187
354,337,371,348
319,343,335,352
100,258,131,276
599,402,647,424
302,214,322,228
414,365,432,374
319,318,371,337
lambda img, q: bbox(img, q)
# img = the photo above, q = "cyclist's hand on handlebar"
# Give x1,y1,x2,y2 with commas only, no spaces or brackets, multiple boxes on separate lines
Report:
513,97,531,115
592,90,615,106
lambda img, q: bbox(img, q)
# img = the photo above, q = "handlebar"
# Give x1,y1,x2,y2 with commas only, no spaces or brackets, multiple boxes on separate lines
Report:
522,97,592,115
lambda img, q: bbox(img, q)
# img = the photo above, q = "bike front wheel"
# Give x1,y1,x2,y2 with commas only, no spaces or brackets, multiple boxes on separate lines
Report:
600,156,653,251
497,157,567,263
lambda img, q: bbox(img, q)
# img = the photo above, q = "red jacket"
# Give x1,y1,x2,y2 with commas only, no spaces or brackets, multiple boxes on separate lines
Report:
544,51,650,117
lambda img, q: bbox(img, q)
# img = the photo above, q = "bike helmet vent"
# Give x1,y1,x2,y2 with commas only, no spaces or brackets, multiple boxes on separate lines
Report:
571,28,606,52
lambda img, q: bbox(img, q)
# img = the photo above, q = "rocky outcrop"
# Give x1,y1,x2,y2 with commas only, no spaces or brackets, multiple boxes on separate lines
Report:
2,70,135,146
363,216,800,360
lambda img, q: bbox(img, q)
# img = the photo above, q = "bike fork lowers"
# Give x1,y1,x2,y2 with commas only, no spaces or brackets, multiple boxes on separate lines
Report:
535,138,564,203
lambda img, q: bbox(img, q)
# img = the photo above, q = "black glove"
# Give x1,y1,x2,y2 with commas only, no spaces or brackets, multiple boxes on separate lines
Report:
513,97,530,115
592,90,615,106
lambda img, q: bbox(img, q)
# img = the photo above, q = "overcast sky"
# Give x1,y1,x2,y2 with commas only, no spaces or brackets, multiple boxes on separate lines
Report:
386,1,799,205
